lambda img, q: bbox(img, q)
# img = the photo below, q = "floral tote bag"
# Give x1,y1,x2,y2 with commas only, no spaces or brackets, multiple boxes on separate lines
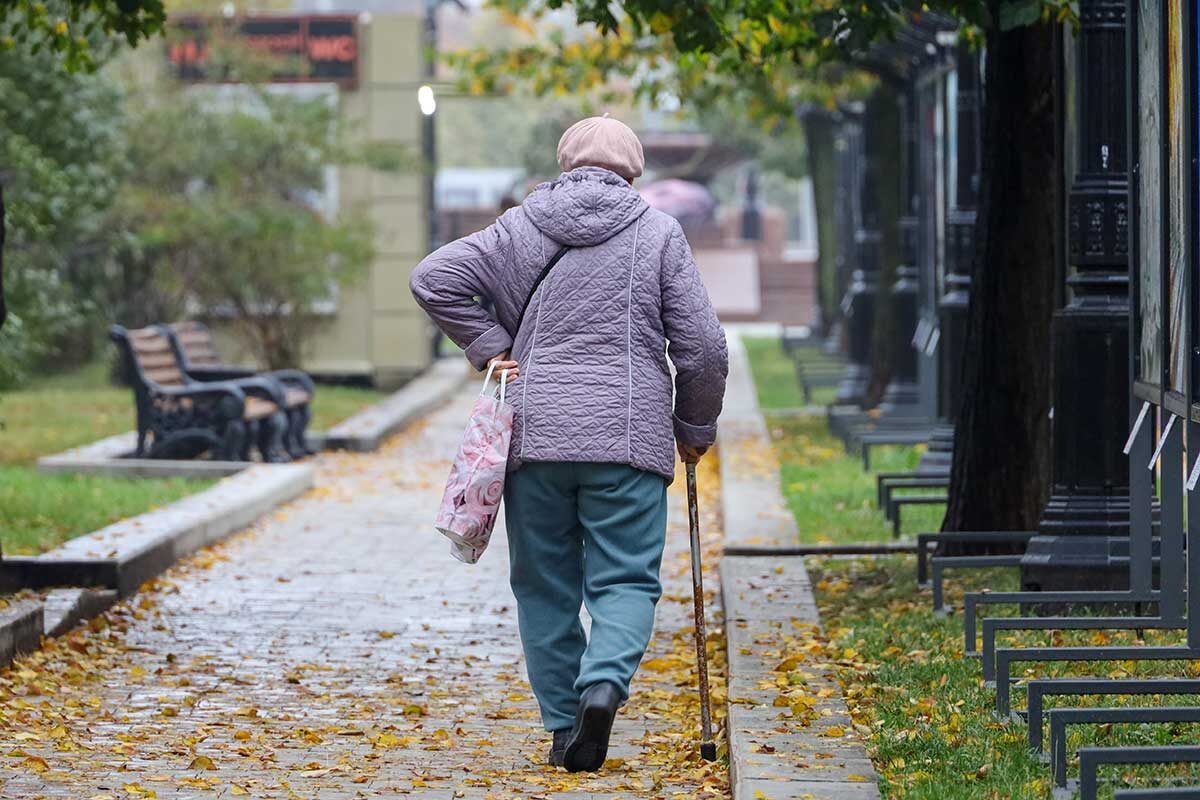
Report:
434,363,514,563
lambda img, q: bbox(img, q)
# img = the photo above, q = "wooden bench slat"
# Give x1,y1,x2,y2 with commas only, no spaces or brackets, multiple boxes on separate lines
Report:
171,322,223,368
145,367,185,386
284,387,311,407
136,353,180,370
126,325,188,387
177,334,215,349
131,337,172,354
244,397,277,421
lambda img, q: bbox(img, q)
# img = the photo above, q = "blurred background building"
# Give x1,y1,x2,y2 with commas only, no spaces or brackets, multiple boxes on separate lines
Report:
168,4,430,387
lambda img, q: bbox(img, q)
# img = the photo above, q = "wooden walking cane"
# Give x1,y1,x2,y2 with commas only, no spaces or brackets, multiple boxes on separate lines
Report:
685,461,718,761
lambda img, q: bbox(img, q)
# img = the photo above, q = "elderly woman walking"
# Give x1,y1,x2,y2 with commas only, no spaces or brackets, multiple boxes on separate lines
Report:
410,116,728,773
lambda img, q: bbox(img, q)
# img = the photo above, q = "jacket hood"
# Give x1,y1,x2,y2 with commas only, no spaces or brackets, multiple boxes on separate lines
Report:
522,166,649,247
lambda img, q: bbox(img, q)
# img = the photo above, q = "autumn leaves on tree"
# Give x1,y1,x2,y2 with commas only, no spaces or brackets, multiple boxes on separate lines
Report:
448,0,1077,530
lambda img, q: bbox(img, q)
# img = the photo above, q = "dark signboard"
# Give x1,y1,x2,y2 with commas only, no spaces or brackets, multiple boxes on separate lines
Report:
168,15,359,88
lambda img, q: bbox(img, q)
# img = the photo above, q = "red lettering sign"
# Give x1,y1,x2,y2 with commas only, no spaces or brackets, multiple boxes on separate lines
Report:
168,15,358,87
308,36,355,62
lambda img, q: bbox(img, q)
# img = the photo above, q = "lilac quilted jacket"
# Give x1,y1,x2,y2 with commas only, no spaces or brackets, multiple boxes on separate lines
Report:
410,166,728,481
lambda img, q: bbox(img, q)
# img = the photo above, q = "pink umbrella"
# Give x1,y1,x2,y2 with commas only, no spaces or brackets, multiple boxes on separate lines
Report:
639,179,717,233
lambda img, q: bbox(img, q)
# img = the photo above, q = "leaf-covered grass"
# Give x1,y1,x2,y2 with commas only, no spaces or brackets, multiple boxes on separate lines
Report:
812,556,1200,798
0,362,384,553
743,335,1200,795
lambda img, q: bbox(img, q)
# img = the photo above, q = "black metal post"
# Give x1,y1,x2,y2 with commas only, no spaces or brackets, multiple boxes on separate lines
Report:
423,0,441,361
879,89,921,413
741,167,762,241
921,47,982,471
1022,0,1134,592
940,47,981,426
830,113,859,354
833,114,879,407
423,1,439,253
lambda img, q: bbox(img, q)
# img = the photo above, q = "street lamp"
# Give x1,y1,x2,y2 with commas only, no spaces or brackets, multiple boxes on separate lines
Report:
417,85,436,116
420,0,464,253
422,0,464,360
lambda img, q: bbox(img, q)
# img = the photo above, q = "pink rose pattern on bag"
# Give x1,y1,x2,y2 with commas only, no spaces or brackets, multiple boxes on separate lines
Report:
435,387,514,564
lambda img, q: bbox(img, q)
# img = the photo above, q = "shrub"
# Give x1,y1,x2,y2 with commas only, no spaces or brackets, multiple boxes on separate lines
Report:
111,78,389,369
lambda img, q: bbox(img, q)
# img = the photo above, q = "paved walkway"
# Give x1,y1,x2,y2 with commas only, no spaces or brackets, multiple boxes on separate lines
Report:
0,393,728,799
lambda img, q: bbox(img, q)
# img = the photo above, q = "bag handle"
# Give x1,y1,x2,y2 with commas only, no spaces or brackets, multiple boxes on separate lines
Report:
480,363,509,407
515,246,569,335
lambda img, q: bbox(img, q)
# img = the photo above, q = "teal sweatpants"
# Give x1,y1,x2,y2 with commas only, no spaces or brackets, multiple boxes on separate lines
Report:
504,461,668,732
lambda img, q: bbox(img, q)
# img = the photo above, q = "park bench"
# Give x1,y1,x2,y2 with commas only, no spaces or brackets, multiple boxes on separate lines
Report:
877,471,949,508
915,531,1037,585
110,324,290,462
780,327,846,404
166,321,315,458
847,421,935,468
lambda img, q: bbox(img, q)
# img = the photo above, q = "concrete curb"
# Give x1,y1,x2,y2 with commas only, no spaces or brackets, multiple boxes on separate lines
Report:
324,358,469,452
0,599,44,671
0,463,314,597
42,588,119,637
718,329,881,800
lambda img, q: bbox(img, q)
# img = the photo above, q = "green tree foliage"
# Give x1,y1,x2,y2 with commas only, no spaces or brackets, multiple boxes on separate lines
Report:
0,0,164,71
111,78,387,369
0,41,126,386
0,0,160,380
0,24,410,385
448,1,1074,126
446,4,878,130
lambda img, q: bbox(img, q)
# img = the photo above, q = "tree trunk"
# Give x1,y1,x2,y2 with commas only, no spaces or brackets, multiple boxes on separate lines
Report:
804,113,839,334
942,17,1059,532
865,86,902,407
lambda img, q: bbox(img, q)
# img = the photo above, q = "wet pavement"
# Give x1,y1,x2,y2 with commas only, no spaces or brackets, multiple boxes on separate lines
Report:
0,391,729,799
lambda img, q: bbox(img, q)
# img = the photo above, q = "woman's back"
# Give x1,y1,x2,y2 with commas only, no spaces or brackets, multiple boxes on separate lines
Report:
411,166,727,481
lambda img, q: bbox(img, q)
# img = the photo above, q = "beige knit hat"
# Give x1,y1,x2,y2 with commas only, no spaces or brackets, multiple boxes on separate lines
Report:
556,114,645,181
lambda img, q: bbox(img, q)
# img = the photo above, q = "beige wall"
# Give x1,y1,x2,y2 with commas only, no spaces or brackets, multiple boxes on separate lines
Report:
323,12,430,387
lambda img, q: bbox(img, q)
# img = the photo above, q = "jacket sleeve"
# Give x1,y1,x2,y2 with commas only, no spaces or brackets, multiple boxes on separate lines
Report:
409,217,513,371
660,222,728,448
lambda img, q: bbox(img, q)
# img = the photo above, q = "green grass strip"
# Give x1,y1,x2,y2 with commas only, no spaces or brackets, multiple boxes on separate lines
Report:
0,465,213,555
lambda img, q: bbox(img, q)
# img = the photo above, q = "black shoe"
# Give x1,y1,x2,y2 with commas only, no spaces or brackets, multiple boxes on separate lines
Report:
548,729,571,767
564,682,622,773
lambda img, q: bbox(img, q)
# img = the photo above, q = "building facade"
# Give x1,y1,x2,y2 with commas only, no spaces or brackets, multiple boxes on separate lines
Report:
170,7,433,388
